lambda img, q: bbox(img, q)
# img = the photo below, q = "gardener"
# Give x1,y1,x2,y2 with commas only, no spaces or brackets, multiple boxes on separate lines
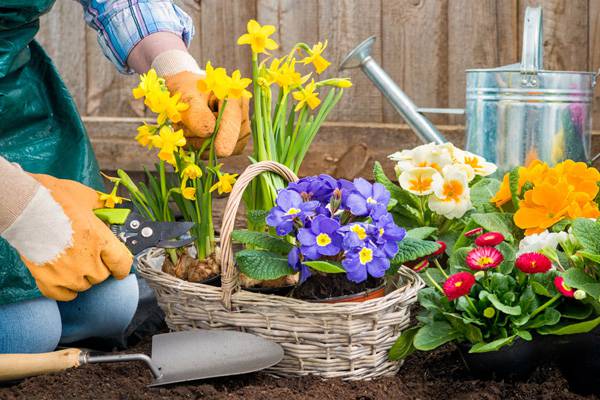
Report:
0,0,249,354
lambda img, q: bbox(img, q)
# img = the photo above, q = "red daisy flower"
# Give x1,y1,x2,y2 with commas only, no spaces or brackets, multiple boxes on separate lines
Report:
431,241,447,257
515,252,552,274
465,247,504,270
474,232,505,247
443,272,476,301
554,276,575,297
464,227,484,238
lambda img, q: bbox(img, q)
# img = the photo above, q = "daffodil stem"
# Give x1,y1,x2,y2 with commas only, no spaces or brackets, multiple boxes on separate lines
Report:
530,294,561,319
159,160,167,201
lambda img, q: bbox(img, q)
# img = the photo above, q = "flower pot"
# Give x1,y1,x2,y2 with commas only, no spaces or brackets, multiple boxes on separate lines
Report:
556,327,600,395
315,284,386,304
457,338,541,380
245,285,296,297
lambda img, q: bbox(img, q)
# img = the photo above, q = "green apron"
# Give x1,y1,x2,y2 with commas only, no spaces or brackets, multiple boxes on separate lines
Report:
0,0,103,305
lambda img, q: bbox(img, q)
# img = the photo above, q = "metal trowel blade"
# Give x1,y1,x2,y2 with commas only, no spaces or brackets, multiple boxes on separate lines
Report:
148,330,284,387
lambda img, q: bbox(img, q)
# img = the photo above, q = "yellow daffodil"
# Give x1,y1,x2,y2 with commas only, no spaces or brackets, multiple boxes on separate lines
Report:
197,61,231,100
237,20,278,54
146,90,189,125
210,172,238,194
135,123,158,148
180,178,196,201
292,80,320,112
317,78,353,88
228,70,252,99
152,125,186,164
132,69,163,99
181,164,202,180
97,188,126,209
301,41,331,74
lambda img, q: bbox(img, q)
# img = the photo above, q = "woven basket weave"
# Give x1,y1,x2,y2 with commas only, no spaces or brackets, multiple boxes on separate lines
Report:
137,161,424,379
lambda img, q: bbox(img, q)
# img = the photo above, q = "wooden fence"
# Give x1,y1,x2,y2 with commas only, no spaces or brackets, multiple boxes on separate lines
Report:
37,0,600,178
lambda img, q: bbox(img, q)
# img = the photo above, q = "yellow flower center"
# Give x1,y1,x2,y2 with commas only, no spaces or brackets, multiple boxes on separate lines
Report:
366,197,377,204
409,176,433,193
464,156,481,170
477,256,493,267
286,208,301,216
442,180,464,201
350,225,367,240
454,281,463,288
316,233,332,247
359,247,373,265
379,228,385,237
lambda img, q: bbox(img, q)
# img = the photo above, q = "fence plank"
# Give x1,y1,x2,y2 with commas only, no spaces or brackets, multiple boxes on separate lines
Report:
318,0,383,122
590,0,600,129
381,0,449,125
38,3,87,112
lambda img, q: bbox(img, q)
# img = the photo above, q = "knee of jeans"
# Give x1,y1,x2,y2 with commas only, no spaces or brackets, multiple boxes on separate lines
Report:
0,297,62,354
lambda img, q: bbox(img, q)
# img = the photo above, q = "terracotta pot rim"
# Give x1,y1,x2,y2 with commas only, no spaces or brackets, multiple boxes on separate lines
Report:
309,282,387,304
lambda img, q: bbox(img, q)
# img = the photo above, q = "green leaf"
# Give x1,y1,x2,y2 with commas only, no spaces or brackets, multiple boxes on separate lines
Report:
231,230,292,254
496,242,516,274
391,238,440,265
578,250,600,264
247,210,268,227
373,161,417,207
413,321,461,351
469,335,517,353
303,260,346,274
389,326,419,360
480,291,522,316
538,316,600,335
562,268,600,299
470,178,501,212
560,302,593,320
447,247,470,272
453,220,479,251
235,249,295,280
471,213,515,242
508,167,520,210
572,218,600,254
406,227,438,240
531,281,552,297
525,308,561,329
516,330,533,341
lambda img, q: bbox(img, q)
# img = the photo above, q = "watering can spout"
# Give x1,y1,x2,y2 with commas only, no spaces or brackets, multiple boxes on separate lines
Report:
340,36,447,145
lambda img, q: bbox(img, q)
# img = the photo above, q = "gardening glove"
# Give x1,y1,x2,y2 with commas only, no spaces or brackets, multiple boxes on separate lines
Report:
0,157,132,301
152,49,251,157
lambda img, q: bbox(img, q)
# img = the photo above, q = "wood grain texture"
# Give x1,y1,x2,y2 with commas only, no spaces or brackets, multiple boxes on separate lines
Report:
590,0,600,127
318,0,383,122
37,2,87,112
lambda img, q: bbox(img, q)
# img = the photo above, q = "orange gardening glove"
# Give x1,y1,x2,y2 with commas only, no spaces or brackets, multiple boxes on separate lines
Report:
19,175,132,301
165,71,251,157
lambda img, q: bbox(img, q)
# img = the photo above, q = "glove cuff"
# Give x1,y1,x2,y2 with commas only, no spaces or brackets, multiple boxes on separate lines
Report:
151,49,203,76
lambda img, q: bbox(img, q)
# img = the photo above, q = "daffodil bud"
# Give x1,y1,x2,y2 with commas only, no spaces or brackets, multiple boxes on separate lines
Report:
574,290,587,300
483,307,495,318
316,78,352,88
117,169,140,195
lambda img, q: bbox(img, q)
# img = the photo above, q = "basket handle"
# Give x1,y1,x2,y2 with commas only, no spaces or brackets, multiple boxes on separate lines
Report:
219,161,299,309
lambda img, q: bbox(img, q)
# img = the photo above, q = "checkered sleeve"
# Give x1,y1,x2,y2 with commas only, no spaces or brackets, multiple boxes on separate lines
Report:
79,0,195,74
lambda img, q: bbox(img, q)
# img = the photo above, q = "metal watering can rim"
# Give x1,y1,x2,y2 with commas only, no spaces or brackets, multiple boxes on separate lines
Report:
340,6,597,147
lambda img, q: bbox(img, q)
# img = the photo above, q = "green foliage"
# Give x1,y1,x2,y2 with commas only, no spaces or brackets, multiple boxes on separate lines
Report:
303,260,346,274
562,268,600,299
470,336,517,353
389,327,419,360
406,227,438,240
391,238,441,266
470,178,501,212
373,161,417,208
508,167,520,209
231,230,293,254
572,218,600,254
413,321,460,351
235,249,295,280
470,213,516,242
247,210,268,227
538,316,600,335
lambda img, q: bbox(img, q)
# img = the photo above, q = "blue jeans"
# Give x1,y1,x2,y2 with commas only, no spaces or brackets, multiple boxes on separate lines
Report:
0,275,139,353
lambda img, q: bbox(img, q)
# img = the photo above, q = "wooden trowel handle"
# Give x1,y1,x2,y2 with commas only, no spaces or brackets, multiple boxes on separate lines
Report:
0,348,82,381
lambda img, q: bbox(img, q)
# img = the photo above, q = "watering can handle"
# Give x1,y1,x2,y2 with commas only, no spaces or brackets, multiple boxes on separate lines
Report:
520,6,543,81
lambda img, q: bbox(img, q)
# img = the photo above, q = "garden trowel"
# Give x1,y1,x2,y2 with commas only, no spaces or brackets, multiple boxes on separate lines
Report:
0,330,284,386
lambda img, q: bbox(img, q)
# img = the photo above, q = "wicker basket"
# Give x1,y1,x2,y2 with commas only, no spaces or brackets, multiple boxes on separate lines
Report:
137,161,424,380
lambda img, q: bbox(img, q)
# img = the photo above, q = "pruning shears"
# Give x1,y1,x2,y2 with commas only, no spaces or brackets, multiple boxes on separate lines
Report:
94,208,195,255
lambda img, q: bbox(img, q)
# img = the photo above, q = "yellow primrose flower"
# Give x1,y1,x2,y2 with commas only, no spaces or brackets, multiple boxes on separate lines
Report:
228,70,252,99
135,123,158,148
301,41,331,74
197,61,231,100
97,188,126,209
146,90,189,125
152,125,186,164
292,80,321,112
182,164,202,180
132,69,163,99
210,172,238,194
237,20,278,54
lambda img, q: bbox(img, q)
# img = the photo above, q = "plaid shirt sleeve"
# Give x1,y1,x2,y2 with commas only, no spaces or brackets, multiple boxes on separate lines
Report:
79,0,195,74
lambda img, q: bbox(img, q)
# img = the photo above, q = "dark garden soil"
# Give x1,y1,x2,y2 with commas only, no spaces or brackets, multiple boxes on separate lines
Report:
1,338,595,400
293,273,383,301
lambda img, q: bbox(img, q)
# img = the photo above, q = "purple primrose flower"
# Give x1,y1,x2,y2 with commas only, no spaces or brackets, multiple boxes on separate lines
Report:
346,178,390,219
266,189,319,235
289,174,354,206
342,242,390,283
288,247,311,283
297,215,343,260
370,213,406,257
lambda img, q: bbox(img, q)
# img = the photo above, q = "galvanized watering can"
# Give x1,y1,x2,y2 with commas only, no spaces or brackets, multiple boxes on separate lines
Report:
340,6,598,173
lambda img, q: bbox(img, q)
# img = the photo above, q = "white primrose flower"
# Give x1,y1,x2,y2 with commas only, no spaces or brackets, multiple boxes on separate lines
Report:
516,230,572,256
391,143,454,174
398,167,442,196
454,149,497,178
428,164,473,219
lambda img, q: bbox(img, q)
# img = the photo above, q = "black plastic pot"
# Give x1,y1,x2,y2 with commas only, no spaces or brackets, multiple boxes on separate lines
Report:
244,285,296,296
556,327,600,395
458,338,545,380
